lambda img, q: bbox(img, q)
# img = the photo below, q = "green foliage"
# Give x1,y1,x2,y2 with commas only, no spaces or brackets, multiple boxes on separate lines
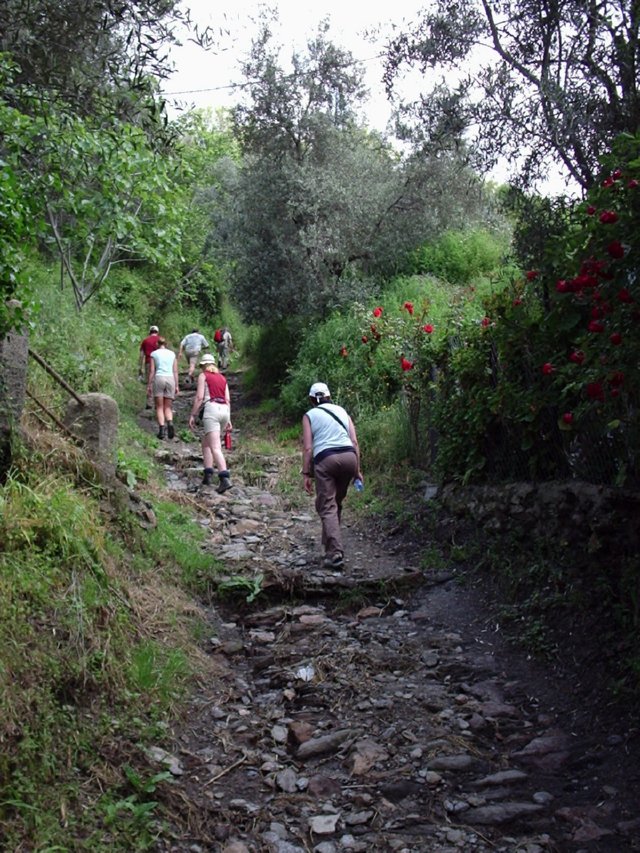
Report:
128,642,188,698
280,275,481,430
144,501,223,595
407,227,508,284
0,56,39,335
217,573,264,604
246,317,308,396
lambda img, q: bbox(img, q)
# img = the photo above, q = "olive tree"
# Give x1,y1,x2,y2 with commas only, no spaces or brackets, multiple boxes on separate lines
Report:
384,0,640,190
214,20,488,323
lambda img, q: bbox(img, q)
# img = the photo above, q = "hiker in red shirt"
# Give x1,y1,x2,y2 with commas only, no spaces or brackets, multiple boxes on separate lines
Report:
139,325,160,408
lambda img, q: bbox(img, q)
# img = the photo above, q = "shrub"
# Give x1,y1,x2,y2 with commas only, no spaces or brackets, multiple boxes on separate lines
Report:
408,227,508,284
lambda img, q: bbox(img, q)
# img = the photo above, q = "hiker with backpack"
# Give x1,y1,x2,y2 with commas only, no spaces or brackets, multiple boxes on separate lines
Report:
301,382,363,569
178,328,209,384
188,353,233,493
214,327,233,371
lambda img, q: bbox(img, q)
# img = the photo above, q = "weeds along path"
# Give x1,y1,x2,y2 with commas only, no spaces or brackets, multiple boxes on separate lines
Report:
142,370,640,853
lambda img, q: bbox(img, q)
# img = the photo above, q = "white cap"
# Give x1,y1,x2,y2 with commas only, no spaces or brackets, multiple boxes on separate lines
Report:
149,325,159,333
309,382,330,399
200,353,217,365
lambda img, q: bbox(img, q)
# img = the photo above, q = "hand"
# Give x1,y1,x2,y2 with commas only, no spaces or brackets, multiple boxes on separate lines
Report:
303,474,314,496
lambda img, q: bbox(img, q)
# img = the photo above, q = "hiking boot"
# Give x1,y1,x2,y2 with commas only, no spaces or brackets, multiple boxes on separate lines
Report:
323,552,344,569
157,425,166,440
217,477,232,494
202,470,214,486
167,422,175,439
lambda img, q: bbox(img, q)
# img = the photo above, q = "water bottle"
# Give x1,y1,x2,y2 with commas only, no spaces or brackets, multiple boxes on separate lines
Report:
353,477,364,492
224,431,232,450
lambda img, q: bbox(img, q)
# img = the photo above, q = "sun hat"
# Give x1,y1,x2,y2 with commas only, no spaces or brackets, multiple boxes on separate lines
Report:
200,353,217,366
309,382,330,399
149,325,159,333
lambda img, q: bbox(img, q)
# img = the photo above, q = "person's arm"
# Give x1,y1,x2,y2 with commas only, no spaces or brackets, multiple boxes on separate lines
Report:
173,353,179,394
148,356,156,394
188,374,205,429
348,417,363,482
302,414,314,495
224,380,232,431
139,345,145,376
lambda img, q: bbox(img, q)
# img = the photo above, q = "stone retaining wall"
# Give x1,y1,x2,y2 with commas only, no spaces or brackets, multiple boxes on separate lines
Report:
439,480,640,556
0,320,29,479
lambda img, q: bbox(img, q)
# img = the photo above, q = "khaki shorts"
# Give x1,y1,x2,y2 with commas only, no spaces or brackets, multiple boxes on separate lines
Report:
202,401,229,435
153,375,176,399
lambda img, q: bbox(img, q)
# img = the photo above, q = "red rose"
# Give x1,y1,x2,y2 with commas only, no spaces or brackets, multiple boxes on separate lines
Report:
541,362,554,375
611,387,621,398
569,350,585,364
612,169,623,180
610,332,622,345
617,288,634,303
588,320,604,333
513,298,522,306
361,335,368,344
602,176,615,188
562,412,574,425
556,279,569,293
373,306,383,318
422,323,434,333
586,381,605,401
607,240,625,259
586,205,597,215
525,270,539,281
481,317,491,327
628,179,639,189
400,357,414,371
599,210,619,224
340,345,348,357
403,301,414,315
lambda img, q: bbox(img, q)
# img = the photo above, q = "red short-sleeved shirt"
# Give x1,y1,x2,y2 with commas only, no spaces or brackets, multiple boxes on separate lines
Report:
140,333,159,362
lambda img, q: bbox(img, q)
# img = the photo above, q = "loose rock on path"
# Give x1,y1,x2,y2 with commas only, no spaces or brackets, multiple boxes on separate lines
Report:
141,371,640,853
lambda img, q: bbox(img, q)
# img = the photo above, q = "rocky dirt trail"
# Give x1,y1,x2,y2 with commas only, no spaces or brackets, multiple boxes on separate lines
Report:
141,371,639,853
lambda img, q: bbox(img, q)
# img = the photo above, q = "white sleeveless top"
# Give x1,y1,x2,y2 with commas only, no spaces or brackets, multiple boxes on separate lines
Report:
306,403,353,460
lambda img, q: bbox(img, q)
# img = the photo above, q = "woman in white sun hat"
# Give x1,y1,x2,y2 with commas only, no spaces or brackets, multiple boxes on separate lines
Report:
189,354,233,493
301,382,363,569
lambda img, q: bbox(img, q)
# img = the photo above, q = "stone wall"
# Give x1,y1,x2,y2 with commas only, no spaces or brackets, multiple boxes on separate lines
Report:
439,480,640,557
64,393,119,478
0,322,29,480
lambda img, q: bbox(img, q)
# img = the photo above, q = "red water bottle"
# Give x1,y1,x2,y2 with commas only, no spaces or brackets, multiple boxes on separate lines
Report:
224,431,232,450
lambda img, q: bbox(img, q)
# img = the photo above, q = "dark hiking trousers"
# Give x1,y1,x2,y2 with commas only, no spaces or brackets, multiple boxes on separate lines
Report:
314,449,358,558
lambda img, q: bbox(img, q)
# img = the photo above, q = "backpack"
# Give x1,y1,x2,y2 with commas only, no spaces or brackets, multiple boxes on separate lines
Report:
214,328,223,343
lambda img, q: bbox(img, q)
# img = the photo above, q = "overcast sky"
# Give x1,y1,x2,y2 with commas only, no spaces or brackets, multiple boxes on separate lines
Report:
164,0,428,130
164,1,572,194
